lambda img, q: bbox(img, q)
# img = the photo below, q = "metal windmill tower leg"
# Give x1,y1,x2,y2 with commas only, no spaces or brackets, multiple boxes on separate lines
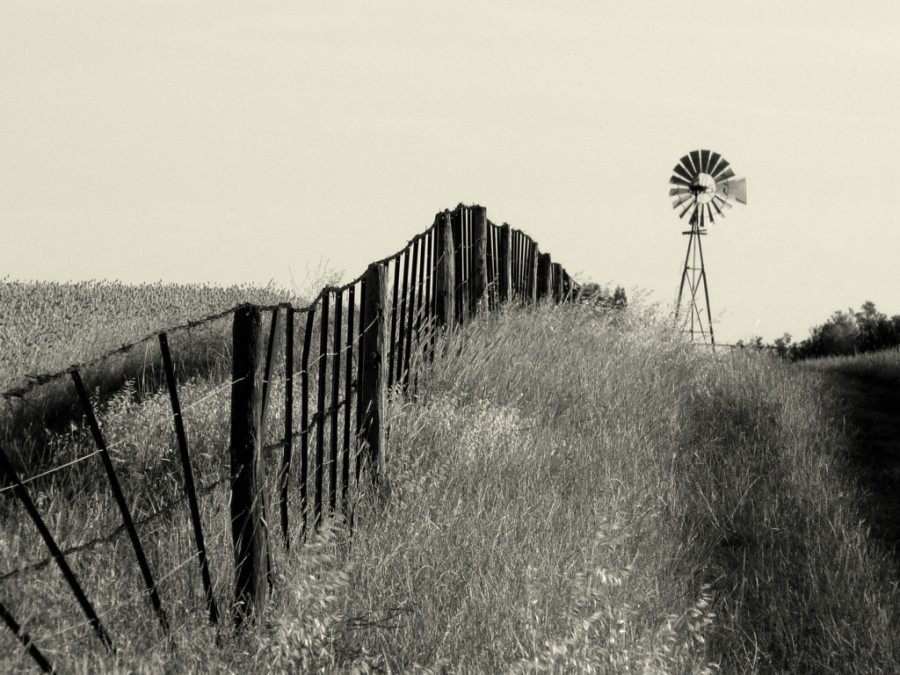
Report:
675,224,715,348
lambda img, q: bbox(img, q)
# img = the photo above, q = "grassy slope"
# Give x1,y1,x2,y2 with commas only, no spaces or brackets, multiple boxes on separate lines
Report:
802,350,900,553
1,298,899,673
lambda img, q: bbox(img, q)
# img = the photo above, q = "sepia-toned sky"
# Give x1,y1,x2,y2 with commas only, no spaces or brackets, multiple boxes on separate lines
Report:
3,2,900,343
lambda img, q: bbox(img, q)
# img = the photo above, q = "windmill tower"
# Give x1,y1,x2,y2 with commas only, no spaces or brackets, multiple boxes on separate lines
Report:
669,150,746,347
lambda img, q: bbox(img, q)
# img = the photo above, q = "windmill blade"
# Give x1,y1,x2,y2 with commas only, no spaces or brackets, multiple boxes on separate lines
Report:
707,151,722,175
719,177,747,204
709,156,730,179
706,203,715,225
672,163,694,183
700,149,711,173
680,153,698,178
715,167,735,182
673,194,694,209
711,199,724,217
679,201,695,219
689,150,703,177
713,195,732,209
669,186,692,197
670,173,692,187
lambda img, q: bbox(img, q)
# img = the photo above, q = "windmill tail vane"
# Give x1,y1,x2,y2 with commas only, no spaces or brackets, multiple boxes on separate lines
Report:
670,149,746,347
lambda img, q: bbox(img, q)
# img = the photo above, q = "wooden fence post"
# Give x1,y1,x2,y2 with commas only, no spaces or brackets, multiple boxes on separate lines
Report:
230,305,269,626
537,252,552,301
359,263,387,485
552,263,563,303
528,241,539,305
434,211,455,330
470,206,488,316
280,308,294,550
451,208,464,324
498,223,512,304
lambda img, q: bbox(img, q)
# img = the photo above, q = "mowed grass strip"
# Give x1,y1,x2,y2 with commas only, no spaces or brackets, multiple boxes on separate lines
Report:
1,300,898,673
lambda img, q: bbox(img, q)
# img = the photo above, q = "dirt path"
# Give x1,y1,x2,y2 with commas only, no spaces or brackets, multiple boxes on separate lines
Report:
820,365,900,555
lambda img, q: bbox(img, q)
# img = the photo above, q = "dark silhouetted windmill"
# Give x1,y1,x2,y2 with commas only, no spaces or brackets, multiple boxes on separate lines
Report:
669,150,746,347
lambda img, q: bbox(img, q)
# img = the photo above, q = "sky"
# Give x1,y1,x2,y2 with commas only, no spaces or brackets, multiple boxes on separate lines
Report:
3,2,900,344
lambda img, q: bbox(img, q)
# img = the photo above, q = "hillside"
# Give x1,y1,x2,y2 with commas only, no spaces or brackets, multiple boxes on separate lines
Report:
804,351,900,554
1,295,899,672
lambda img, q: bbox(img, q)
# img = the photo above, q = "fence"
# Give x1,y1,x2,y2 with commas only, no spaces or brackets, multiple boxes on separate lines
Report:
0,204,578,673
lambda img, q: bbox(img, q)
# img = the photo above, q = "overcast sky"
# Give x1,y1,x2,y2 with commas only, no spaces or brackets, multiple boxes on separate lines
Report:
3,2,900,343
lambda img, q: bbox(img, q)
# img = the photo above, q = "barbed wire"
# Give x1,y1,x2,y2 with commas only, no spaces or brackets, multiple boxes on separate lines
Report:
0,225,426,403
34,513,233,645
0,449,102,496
0,211,517,406
0,472,232,583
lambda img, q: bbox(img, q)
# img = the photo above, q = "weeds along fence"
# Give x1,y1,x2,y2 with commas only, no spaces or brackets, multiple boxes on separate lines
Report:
0,204,578,672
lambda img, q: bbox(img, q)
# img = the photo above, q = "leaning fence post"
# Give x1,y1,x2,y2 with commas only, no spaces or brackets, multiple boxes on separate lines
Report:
537,252,552,301
71,369,169,636
159,332,218,625
230,305,270,626
0,598,57,673
0,444,113,654
435,211,455,330
359,262,387,485
470,206,488,316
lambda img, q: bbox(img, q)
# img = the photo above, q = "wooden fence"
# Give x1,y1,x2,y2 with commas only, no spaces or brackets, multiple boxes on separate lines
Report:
0,204,577,672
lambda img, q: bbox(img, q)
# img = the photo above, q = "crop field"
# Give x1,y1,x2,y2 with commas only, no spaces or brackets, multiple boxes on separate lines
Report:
0,280,299,392
1,284,899,673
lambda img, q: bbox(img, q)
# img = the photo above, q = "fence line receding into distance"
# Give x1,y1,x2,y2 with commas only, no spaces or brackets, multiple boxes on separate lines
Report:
0,204,579,673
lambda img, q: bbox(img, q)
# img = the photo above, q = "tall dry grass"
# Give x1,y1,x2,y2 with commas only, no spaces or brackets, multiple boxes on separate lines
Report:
1,298,898,672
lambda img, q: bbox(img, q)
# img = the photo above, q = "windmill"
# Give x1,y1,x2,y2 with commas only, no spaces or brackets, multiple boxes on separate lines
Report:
669,150,746,347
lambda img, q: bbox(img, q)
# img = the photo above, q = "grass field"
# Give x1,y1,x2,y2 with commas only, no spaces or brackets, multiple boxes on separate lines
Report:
0,279,301,392
1,287,899,673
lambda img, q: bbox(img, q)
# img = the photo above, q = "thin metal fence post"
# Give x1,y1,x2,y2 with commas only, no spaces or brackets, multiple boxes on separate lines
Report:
0,445,113,653
71,369,169,635
0,598,57,673
158,332,218,625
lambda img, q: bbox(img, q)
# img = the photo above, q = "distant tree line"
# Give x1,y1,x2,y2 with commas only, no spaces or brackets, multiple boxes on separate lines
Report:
736,301,900,360
577,283,628,310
